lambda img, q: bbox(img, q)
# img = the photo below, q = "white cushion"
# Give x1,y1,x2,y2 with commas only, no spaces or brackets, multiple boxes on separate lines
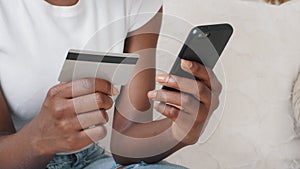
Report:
293,71,300,127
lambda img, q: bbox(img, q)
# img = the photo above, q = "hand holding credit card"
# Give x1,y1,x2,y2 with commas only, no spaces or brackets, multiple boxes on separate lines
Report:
58,50,139,85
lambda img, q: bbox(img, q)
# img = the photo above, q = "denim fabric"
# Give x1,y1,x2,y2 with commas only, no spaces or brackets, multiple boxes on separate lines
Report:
47,144,105,169
111,161,187,169
86,158,188,169
47,144,187,169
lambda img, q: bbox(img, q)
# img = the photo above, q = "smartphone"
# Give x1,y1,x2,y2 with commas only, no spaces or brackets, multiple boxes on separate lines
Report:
163,23,233,91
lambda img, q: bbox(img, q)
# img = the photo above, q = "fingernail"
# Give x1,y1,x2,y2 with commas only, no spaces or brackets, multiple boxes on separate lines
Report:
156,74,169,83
148,90,157,99
181,59,193,69
112,87,120,95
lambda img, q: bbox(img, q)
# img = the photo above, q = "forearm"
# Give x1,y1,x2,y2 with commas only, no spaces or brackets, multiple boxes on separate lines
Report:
112,7,166,165
0,129,54,169
111,117,186,165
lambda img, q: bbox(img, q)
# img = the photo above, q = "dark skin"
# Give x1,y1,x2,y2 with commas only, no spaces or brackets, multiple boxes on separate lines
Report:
0,78,118,169
45,0,78,6
0,0,222,168
111,7,222,165
264,0,289,5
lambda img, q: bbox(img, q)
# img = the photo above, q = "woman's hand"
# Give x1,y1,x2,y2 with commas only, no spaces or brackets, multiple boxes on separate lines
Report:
21,78,119,155
148,59,222,145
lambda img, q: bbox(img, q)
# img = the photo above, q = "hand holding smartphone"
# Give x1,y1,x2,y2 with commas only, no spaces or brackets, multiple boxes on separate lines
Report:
163,23,233,91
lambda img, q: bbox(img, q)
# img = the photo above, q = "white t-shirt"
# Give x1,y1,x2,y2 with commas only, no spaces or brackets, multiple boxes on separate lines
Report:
0,0,162,131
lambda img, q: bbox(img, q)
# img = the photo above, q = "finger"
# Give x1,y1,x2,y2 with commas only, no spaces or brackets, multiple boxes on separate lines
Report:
161,96,211,123
154,102,195,128
265,0,275,4
148,89,201,114
210,93,220,113
180,59,213,88
156,74,211,104
156,102,209,124
79,125,107,143
154,102,208,143
181,60,222,94
280,0,288,4
75,110,109,130
154,102,181,121
58,78,119,98
70,92,113,114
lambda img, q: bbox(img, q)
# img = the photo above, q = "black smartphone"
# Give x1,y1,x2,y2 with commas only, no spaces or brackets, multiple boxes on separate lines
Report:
163,23,233,91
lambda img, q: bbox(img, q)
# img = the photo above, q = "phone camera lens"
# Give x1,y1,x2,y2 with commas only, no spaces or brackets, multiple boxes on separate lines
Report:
192,29,198,35
198,32,210,38
205,32,211,37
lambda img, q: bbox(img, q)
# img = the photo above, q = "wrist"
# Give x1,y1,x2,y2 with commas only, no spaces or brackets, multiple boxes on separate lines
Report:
30,136,52,157
170,123,201,146
17,125,54,157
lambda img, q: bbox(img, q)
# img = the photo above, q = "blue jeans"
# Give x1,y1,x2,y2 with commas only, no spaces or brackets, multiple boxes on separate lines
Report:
47,144,187,169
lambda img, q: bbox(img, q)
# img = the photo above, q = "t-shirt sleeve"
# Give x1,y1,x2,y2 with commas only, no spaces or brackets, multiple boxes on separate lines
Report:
125,0,163,32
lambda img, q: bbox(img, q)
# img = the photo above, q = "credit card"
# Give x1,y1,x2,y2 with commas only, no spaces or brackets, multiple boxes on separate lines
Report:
58,49,139,85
